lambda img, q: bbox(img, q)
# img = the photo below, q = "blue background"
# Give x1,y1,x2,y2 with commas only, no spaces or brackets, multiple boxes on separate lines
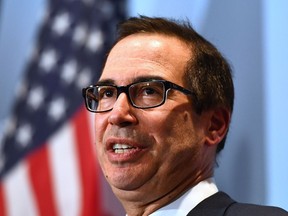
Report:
0,0,287,209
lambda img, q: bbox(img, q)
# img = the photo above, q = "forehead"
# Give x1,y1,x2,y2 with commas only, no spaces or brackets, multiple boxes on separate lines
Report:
100,33,191,85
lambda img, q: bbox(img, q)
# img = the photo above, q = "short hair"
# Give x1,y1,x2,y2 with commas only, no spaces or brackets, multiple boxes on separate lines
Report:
109,15,234,153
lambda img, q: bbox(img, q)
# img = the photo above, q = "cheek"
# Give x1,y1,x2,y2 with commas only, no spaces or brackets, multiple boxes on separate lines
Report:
147,110,197,153
94,115,108,158
156,110,194,135
145,110,202,183
94,115,107,140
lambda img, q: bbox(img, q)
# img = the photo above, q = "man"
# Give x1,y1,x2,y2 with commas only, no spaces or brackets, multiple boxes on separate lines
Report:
82,16,288,216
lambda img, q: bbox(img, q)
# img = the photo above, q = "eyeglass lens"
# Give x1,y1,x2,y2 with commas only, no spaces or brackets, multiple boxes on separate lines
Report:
85,81,166,112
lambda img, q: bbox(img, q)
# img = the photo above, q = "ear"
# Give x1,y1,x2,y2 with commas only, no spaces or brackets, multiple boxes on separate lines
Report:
205,108,231,146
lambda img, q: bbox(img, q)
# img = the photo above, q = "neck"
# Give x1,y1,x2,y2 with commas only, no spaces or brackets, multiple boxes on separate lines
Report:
116,171,214,216
116,147,216,216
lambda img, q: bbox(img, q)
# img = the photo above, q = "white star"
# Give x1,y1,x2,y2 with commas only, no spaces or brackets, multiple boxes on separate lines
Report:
27,86,45,110
76,68,92,89
52,12,70,36
82,0,93,6
16,124,33,148
61,60,77,84
86,29,103,52
99,1,113,18
4,116,17,137
48,97,66,121
73,23,88,46
39,49,57,72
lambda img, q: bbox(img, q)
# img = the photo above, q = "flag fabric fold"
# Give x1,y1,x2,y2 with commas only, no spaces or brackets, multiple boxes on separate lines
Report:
0,0,126,215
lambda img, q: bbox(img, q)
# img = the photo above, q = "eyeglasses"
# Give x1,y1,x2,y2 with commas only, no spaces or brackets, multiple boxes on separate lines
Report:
82,80,194,113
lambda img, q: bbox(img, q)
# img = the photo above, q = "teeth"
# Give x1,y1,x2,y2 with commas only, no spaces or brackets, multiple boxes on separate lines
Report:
115,149,130,154
112,144,134,154
113,144,132,149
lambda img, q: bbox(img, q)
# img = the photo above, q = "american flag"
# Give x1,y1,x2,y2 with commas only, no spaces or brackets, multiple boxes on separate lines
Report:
0,0,126,215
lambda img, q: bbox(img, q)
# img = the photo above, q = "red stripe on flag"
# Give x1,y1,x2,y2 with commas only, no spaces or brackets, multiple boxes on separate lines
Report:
0,183,6,216
27,145,58,216
73,107,103,216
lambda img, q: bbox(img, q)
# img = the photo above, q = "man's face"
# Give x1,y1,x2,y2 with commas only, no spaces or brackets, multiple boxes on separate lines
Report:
94,33,210,203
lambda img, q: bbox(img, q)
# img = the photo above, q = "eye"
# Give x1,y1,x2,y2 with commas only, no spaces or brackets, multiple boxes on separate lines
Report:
98,86,116,99
142,87,156,95
135,82,163,98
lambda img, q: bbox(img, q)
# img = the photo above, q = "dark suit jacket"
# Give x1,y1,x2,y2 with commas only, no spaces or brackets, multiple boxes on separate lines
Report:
187,191,288,216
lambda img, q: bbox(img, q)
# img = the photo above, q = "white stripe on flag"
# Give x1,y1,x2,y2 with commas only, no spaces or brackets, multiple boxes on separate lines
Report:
49,122,82,216
3,162,38,216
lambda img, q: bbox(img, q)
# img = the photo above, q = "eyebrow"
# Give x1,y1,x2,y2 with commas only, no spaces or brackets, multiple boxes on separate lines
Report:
96,75,165,86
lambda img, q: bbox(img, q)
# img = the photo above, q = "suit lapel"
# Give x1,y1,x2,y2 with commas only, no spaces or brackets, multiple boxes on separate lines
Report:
186,192,236,216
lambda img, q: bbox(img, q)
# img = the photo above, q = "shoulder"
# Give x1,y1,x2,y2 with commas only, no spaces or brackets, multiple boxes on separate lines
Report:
226,202,288,216
190,191,288,216
215,192,288,216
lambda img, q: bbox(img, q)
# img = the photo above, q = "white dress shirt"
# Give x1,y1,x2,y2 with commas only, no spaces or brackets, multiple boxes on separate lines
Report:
149,178,218,216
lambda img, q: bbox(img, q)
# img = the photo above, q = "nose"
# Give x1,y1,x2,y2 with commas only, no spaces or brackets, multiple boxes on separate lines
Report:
108,93,138,126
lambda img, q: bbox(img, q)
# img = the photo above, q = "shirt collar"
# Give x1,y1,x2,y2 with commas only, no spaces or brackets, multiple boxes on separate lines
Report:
149,178,218,216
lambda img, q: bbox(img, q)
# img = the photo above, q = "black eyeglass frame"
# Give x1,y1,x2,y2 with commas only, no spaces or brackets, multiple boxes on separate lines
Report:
82,80,195,113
